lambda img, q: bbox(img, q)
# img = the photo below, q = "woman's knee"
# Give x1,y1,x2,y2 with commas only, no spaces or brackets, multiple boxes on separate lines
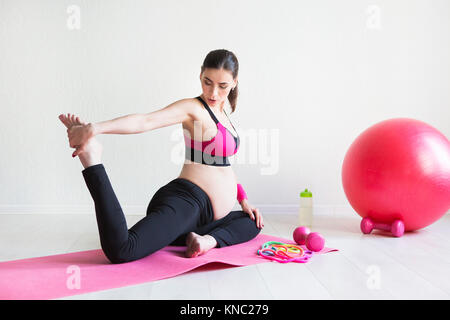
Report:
249,218,262,237
101,232,146,264
238,215,262,241
234,214,262,240
102,244,137,264
106,252,134,264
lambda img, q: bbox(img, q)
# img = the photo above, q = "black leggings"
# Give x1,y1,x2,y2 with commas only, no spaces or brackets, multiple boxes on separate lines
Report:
82,164,261,264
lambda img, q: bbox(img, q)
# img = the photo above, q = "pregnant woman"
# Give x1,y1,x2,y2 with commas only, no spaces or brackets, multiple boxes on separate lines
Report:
58,49,264,264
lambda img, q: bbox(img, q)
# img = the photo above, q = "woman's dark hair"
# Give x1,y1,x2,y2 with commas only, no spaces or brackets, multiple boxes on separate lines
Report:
201,49,239,113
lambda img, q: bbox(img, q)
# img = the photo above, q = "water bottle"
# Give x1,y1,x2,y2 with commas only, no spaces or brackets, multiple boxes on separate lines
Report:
298,189,313,227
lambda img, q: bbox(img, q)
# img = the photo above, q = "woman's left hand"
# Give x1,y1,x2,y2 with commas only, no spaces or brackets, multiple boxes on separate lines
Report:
240,199,264,229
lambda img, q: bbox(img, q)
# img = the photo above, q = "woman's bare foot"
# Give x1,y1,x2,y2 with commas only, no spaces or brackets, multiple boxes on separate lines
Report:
185,232,218,258
58,113,103,169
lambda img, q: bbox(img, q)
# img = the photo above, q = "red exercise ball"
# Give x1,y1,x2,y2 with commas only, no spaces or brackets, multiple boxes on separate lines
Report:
342,118,450,232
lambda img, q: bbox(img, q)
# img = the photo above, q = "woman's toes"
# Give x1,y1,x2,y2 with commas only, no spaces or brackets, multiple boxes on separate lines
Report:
185,240,200,258
185,233,199,257
70,114,86,126
68,114,76,126
186,232,194,245
59,114,71,128
75,116,87,125
60,113,87,128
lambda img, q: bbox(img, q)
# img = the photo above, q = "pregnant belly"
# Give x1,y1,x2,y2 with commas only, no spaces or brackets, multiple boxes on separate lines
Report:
178,162,238,220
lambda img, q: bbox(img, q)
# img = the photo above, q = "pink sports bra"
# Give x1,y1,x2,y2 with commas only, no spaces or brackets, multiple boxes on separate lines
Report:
184,96,240,166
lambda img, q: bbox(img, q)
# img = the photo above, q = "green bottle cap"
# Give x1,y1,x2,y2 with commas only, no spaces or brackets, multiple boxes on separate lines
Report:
300,189,312,197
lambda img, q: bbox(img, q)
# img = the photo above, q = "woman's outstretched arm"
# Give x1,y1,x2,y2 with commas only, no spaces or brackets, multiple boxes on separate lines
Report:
92,98,195,135
65,98,196,153
92,113,147,135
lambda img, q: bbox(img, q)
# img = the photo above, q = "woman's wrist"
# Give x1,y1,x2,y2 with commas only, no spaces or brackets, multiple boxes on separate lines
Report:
239,198,248,205
90,122,100,136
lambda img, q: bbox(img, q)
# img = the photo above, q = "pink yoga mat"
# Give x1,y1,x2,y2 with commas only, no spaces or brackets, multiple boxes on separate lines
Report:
0,234,337,300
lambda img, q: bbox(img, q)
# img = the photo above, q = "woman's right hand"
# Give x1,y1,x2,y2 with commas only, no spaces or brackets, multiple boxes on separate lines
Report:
68,123,95,153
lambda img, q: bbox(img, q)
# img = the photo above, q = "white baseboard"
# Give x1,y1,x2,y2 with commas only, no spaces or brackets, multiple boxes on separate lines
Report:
0,204,355,216
0,204,143,215
0,204,447,218
237,204,356,217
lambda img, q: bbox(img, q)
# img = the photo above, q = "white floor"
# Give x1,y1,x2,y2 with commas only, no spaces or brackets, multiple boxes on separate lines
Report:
1,212,449,300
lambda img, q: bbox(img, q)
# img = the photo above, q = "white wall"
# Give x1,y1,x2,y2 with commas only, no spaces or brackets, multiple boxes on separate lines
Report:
0,0,449,215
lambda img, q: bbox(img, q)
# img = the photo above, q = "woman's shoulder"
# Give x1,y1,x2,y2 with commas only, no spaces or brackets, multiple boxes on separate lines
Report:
183,96,208,116
173,97,207,124
170,97,202,111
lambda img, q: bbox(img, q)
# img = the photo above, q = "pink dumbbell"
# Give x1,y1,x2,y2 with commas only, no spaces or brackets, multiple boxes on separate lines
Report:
360,217,405,237
293,226,325,252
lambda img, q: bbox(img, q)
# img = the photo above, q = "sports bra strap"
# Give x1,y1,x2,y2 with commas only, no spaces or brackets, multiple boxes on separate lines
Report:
224,110,237,133
196,96,219,124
